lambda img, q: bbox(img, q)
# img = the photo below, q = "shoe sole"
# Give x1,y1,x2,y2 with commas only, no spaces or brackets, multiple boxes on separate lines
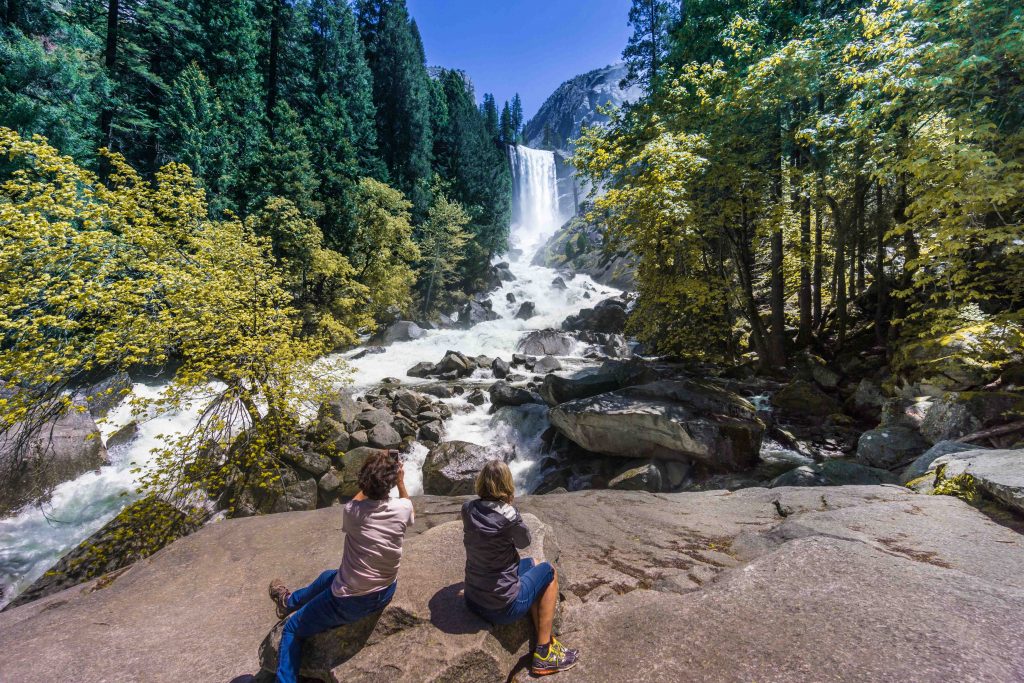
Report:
530,660,579,676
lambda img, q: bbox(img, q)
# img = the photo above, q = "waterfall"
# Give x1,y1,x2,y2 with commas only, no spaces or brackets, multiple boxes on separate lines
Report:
508,145,561,257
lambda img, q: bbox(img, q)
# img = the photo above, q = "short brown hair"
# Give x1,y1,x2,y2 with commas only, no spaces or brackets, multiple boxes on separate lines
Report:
358,449,399,500
475,460,515,504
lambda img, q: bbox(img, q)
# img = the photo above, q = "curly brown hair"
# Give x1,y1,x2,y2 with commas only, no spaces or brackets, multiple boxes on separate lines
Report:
358,449,399,500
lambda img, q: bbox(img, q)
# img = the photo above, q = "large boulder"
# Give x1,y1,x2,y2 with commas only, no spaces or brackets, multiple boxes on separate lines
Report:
770,460,899,488
517,329,575,356
457,301,499,328
258,514,555,682
562,297,628,334
515,302,536,320
608,460,663,493
901,441,982,484
771,380,841,419
80,372,133,418
370,321,425,345
3,488,1024,681
0,403,109,515
435,350,475,378
927,449,1024,515
488,381,544,409
919,391,1024,445
539,372,623,406
549,380,764,472
422,441,494,496
856,426,930,471
533,355,563,374
337,447,384,498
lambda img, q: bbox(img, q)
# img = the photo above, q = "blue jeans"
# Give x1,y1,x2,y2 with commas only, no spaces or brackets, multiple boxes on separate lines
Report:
466,558,555,626
276,569,396,683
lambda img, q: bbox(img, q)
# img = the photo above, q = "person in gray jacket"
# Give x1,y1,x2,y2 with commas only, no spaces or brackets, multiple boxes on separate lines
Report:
461,460,579,676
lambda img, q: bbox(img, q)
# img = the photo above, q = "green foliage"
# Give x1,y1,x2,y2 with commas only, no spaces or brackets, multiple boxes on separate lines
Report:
417,184,471,318
0,129,333,509
348,177,420,322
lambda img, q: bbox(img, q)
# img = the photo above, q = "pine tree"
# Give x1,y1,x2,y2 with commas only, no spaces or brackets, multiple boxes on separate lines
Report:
358,0,433,216
622,0,677,91
418,186,470,317
246,102,322,219
499,100,514,145
481,93,500,143
510,93,524,143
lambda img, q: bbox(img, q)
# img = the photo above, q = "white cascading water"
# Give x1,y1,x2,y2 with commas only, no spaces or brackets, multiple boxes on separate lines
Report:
0,144,615,608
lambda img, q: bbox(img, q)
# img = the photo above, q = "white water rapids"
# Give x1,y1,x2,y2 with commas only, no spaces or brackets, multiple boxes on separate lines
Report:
0,145,616,608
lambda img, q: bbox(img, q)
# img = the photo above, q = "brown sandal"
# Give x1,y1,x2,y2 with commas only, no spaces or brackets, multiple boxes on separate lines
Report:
269,579,292,619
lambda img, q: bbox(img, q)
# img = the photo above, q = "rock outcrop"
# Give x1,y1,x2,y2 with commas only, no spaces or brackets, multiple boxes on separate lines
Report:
516,329,575,356
421,441,494,496
2,488,1022,682
549,380,764,471
0,402,109,515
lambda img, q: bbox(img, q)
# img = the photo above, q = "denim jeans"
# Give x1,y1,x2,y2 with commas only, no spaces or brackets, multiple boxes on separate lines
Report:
465,558,554,626
276,570,396,683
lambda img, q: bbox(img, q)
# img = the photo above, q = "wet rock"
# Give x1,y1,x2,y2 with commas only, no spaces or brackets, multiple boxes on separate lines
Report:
488,381,544,409
495,262,516,283
406,362,436,379
856,426,930,471
517,329,575,356
457,300,500,328
106,421,139,449
506,292,516,304
562,297,628,334
551,276,568,290
466,389,487,407
282,447,332,478
609,460,663,493
422,441,493,495
349,346,386,361
516,301,536,319
771,381,841,420
371,321,425,345
534,355,563,374
436,351,475,378
771,460,899,488
418,421,444,443
550,380,764,472
491,357,511,379
81,372,133,419
418,384,454,399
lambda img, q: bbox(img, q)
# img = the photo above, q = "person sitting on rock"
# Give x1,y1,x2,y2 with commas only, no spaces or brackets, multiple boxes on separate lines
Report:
462,460,579,676
268,449,413,683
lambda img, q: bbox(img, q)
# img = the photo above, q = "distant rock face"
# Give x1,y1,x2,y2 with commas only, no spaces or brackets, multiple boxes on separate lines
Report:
523,63,642,159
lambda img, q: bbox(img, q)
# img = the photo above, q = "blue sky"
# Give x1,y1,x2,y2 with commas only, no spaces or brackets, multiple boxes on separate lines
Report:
406,0,633,123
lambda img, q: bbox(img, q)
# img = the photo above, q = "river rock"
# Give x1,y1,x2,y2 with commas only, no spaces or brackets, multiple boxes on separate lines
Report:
517,329,575,356
539,372,622,406
436,350,475,378
771,380,841,419
549,380,764,471
562,297,628,334
466,389,487,406
856,426,930,471
846,379,886,421
516,301,536,319
81,372,133,418
534,355,563,374
608,460,663,493
506,292,516,304
491,357,511,379
494,262,516,283
422,441,493,495
919,391,1024,444
105,421,139,449
337,447,383,497
457,300,499,328
418,421,444,443
282,447,332,478
367,423,401,450
321,393,361,425
371,321,424,345
929,449,1024,514
488,381,544,408
406,362,436,378
901,441,982,484
770,460,899,488
551,276,568,290
0,403,109,516
349,346,386,361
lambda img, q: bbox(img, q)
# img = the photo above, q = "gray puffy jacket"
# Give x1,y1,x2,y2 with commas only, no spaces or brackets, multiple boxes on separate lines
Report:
462,499,531,610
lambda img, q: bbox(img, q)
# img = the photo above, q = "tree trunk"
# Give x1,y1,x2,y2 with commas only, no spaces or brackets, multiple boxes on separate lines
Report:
798,193,812,346
874,182,889,346
5,0,17,26
768,109,787,367
99,0,119,178
267,0,282,125
888,175,917,348
813,200,823,327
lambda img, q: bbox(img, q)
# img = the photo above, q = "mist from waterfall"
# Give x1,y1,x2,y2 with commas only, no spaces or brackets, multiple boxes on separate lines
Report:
508,145,561,257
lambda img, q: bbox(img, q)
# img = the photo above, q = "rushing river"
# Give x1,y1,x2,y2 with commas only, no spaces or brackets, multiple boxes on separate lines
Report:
0,145,617,608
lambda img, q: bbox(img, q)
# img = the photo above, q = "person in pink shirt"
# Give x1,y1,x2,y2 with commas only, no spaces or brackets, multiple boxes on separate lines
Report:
268,449,414,683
